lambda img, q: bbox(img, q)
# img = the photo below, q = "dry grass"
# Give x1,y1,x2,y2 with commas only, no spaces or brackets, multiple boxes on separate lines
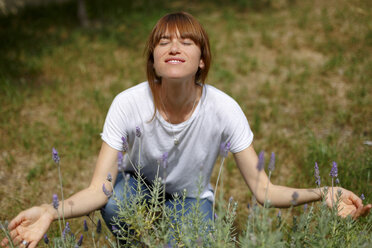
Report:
0,0,371,245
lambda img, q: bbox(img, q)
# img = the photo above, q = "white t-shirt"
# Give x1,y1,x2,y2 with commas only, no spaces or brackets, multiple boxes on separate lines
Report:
101,82,253,200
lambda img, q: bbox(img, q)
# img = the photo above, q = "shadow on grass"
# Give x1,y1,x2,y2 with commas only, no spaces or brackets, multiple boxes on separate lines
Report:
0,0,282,88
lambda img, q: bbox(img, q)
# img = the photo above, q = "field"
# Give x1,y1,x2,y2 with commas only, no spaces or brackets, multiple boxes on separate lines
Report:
0,0,371,246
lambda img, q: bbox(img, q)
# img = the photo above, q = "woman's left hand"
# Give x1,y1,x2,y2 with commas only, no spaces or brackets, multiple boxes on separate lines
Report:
325,187,371,219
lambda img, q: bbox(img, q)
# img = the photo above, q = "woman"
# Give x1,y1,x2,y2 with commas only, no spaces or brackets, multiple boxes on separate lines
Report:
1,12,370,248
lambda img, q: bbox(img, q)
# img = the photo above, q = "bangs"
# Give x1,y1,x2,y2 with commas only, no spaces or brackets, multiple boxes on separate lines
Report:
150,12,205,48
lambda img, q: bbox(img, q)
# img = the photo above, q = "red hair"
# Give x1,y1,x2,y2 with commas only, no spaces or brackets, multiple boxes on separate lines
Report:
145,12,211,119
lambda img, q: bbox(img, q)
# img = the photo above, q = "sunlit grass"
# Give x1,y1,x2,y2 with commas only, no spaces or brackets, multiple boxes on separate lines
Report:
0,0,371,246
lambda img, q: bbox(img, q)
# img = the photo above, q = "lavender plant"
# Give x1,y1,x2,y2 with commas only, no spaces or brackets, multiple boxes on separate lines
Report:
1,129,371,247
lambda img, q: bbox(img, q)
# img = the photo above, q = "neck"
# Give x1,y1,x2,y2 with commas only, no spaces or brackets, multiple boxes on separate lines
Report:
160,78,201,123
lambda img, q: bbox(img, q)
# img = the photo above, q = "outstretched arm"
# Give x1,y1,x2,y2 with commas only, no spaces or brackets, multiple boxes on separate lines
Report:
1,142,119,248
233,145,371,218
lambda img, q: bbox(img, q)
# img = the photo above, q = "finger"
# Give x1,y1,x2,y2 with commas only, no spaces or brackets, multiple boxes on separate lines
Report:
0,237,9,247
28,241,38,248
360,204,371,217
11,235,23,247
348,192,363,208
351,207,362,220
8,212,26,230
9,229,19,241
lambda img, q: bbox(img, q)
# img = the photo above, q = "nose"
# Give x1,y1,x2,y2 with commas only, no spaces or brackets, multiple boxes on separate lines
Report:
169,40,180,54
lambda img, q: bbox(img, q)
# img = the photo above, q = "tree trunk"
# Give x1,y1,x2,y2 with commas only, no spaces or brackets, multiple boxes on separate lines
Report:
77,0,89,27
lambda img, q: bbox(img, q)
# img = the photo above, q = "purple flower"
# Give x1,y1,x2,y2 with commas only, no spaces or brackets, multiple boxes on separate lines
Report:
256,151,265,171
214,213,218,219
112,225,118,233
118,152,124,171
277,210,281,217
268,152,275,171
107,173,112,182
52,147,60,164
136,126,142,137
335,178,340,184
43,234,49,244
229,196,234,203
291,191,299,205
102,184,112,198
219,141,231,158
121,136,129,152
330,161,338,178
361,194,365,201
161,152,168,169
96,219,102,234
303,203,308,211
63,222,70,238
83,220,88,232
52,194,59,209
77,234,83,246
314,162,321,187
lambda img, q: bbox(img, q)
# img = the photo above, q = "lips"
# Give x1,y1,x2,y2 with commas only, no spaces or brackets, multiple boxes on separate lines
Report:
165,57,185,64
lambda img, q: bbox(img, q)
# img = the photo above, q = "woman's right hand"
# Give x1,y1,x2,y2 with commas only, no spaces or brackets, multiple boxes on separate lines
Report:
1,204,55,248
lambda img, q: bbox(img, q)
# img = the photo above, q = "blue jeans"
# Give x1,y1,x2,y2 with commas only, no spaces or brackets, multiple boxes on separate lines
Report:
100,173,213,234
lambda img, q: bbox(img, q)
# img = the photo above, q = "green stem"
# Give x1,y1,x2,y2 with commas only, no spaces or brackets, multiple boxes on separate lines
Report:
92,232,97,248
212,157,225,223
0,224,15,248
57,163,66,227
264,171,272,208
56,211,66,247
331,178,334,210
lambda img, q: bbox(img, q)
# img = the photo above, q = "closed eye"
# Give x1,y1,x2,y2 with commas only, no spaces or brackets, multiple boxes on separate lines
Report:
159,38,170,46
181,38,194,45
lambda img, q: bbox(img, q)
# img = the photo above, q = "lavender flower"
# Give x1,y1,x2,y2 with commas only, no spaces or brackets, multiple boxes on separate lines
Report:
102,184,112,198
229,196,234,203
112,225,118,233
303,203,308,211
52,194,59,209
219,141,231,158
121,136,129,152
161,152,168,169
277,210,281,217
314,162,321,187
330,161,338,178
96,219,102,234
291,191,299,205
335,178,340,185
268,152,275,171
118,152,124,171
63,222,70,238
52,147,60,164
107,173,112,182
136,126,142,137
43,234,49,244
77,234,83,246
361,194,365,201
214,213,218,219
256,151,265,171
83,220,88,232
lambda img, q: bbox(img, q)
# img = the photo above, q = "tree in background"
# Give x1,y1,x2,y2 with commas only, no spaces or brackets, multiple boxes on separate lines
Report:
0,0,90,27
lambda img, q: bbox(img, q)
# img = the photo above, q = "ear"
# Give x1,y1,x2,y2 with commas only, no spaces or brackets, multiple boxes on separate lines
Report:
199,59,205,69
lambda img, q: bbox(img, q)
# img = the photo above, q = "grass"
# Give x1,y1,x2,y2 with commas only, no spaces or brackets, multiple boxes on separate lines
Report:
0,0,371,246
